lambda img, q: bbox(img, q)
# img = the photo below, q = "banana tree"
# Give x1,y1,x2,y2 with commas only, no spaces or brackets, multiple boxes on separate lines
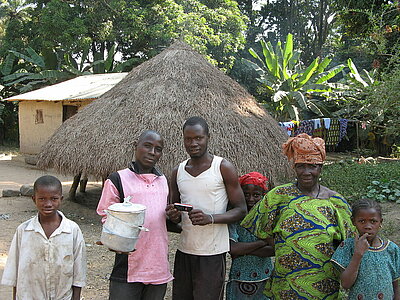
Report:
244,33,345,121
2,47,70,93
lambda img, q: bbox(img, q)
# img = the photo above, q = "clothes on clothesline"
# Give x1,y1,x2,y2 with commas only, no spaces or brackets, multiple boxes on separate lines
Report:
278,118,349,147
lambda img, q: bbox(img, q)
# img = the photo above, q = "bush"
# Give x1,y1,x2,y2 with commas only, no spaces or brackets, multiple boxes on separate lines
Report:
365,180,400,203
320,161,400,203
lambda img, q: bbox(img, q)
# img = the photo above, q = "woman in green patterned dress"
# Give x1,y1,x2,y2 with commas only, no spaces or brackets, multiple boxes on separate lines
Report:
241,133,354,299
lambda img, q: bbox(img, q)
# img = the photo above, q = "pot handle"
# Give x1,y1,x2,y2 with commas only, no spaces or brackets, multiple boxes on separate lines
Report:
105,210,149,232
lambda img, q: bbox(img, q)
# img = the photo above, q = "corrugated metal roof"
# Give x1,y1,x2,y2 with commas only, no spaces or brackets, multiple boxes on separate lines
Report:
6,73,128,101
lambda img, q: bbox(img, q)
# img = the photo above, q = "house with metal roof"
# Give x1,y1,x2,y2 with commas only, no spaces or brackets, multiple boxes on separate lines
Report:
6,73,128,155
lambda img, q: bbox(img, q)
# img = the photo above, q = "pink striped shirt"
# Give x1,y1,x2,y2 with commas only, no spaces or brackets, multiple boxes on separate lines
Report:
97,168,173,284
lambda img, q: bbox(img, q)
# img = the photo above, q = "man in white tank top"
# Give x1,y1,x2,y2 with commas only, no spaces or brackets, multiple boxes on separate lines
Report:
166,116,247,300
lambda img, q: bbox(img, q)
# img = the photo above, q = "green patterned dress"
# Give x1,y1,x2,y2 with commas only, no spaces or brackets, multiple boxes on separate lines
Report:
241,183,354,299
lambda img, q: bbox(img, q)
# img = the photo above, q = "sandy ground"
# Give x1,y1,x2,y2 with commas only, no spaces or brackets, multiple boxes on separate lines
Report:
0,156,181,300
0,155,399,300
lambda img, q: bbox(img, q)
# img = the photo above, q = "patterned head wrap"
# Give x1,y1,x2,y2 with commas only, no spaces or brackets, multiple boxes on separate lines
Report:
239,172,269,191
282,133,326,164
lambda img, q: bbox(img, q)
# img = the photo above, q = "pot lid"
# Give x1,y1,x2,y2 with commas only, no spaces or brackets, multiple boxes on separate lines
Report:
108,196,146,212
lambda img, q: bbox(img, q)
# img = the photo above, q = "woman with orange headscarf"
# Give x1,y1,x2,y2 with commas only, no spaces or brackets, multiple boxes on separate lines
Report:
241,134,354,299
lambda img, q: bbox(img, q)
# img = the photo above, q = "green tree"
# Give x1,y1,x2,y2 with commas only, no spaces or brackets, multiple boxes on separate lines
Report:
254,0,337,63
2,47,71,93
244,34,345,121
332,0,400,71
1,0,247,71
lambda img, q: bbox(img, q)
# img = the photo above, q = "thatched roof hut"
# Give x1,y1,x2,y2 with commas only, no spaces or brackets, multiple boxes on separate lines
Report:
37,41,292,186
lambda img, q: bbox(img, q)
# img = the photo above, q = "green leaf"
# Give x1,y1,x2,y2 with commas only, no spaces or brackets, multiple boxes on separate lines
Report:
0,54,15,76
19,80,47,93
40,70,66,79
308,101,324,116
63,65,83,75
3,72,30,83
112,58,138,72
296,57,319,89
290,91,307,110
304,83,330,93
80,46,90,71
105,44,117,72
242,59,265,78
316,56,332,73
65,53,79,70
4,73,37,86
249,48,265,68
362,69,374,85
288,51,300,69
26,47,46,69
260,40,275,73
347,58,368,87
315,64,345,84
287,104,300,121
283,34,293,70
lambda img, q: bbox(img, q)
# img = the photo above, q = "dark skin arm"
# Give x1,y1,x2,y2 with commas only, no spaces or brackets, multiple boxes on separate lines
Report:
340,233,369,290
188,159,247,225
248,238,275,257
230,238,275,259
165,175,182,232
72,286,81,300
165,166,182,224
394,280,399,300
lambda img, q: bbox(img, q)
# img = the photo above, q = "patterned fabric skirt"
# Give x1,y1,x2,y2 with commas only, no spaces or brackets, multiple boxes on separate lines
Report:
226,280,270,300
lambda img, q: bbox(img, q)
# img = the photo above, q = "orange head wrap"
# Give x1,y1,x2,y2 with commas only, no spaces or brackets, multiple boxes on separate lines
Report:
239,172,269,191
282,133,326,164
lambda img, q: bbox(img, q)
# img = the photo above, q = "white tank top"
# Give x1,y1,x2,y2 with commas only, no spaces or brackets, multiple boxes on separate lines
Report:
177,155,230,255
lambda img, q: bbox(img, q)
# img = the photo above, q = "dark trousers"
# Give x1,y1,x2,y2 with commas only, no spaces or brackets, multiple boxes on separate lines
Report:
109,280,167,300
172,250,226,300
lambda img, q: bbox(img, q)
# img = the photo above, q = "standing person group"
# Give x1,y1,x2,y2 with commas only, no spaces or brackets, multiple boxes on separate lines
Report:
2,118,400,300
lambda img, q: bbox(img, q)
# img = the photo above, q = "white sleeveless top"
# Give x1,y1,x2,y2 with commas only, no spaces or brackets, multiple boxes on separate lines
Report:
177,155,230,255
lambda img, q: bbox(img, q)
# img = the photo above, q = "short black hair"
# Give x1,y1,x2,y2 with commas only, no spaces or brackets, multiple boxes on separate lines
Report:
33,175,62,193
183,116,209,135
351,198,382,219
138,130,163,143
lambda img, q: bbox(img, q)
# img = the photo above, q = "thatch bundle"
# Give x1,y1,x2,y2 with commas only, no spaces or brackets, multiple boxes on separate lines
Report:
37,41,292,185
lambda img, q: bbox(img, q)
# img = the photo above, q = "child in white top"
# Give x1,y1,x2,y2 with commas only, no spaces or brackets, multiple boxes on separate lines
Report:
1,175,86,300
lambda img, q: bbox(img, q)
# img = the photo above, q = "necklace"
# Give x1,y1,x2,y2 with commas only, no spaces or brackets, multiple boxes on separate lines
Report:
296,183,320,198
369,237,384,250
315,184,321,198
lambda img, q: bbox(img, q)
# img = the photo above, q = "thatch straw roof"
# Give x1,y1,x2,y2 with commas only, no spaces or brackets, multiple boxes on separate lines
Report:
37,41,292,185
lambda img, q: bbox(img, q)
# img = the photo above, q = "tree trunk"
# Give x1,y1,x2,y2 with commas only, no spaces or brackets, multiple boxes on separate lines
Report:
79,176,88,193
69,173,81,201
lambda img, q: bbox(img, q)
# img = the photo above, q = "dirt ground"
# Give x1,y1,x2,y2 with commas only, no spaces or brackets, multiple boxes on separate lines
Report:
0,155,399,300
0,156,182,300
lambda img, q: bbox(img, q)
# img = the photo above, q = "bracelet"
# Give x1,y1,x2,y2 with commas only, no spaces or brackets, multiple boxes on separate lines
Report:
208,214,214,225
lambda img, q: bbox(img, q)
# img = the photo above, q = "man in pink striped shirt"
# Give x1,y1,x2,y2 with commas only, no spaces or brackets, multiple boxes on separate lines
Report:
97,130,173,300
